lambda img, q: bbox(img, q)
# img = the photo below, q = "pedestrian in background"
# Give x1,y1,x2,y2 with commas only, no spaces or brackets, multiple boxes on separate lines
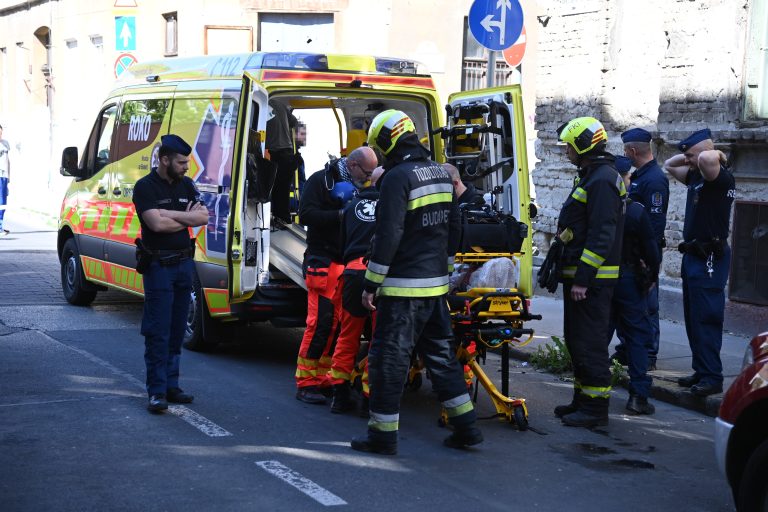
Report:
0,124,11,236
353,110,482,455
610,128,669,371
553,117,624,428
133,134,209,413
608,156,660,415
663,128,735,397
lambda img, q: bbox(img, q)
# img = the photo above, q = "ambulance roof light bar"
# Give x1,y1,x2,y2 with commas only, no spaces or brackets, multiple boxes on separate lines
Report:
253,52,428,76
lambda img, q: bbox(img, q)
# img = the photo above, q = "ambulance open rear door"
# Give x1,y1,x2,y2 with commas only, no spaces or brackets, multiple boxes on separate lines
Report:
442,85,533,296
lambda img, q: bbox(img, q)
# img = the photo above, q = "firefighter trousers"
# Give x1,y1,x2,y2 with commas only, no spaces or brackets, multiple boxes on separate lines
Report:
563,283,614,415
295,257,343,389
329,262,373,395
366,296,476,445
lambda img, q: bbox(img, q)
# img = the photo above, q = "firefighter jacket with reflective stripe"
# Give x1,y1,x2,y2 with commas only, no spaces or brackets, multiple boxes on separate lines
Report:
557,154,625,287
363,140,460,297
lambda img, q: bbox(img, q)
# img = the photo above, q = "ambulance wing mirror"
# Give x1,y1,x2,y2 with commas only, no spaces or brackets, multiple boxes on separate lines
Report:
60,147,84,178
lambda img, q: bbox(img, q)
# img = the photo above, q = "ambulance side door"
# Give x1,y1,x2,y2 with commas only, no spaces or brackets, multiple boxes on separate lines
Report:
444,86,533,296
227,73,268,300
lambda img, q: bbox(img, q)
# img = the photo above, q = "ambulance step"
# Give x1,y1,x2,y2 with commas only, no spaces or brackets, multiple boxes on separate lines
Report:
269,224,307,291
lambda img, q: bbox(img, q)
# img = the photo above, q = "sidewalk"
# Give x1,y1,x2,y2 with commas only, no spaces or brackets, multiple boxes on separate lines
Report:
513,294,749,418
0,208,58,252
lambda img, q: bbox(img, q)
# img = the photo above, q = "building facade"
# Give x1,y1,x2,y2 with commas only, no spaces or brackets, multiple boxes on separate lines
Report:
0,0,537,219
533,0,768,317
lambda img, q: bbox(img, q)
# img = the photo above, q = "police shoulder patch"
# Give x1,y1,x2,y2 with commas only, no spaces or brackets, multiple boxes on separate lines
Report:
651,192,663,207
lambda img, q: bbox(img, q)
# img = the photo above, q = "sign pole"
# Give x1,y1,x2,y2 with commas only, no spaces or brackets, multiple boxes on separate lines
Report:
487,51,496,88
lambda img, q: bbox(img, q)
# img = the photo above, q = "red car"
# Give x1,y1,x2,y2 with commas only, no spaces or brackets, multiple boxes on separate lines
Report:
715,331,768,512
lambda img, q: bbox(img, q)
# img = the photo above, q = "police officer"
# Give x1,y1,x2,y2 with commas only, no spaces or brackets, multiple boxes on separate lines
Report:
353,109,482,455
132,134,209,413
553,117,624,428
663,128,735,397
294,146,378,404
609,156,660,415
610,128,669,370
328,166,384,415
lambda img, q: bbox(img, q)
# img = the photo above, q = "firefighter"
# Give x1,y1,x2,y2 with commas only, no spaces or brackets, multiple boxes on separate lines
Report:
351,110,482,455
294,146,378,404
552,117,625,428
609,156,660,415
328,166,385,415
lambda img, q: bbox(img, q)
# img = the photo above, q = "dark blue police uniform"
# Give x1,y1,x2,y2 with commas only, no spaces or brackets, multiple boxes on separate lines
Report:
133,135,202,404
608,157,660,402
620,128,669,367
678,129,735,390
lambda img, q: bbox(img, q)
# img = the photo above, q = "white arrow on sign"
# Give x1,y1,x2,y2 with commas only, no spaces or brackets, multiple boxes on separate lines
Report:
480,0,513,46
120,20,133,48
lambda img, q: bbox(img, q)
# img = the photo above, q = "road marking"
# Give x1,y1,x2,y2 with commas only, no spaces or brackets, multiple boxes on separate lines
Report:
169,405,232,437
41,331,232,438
255,460,347,506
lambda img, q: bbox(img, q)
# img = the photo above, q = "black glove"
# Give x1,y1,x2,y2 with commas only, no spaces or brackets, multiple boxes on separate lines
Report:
537,237,564,293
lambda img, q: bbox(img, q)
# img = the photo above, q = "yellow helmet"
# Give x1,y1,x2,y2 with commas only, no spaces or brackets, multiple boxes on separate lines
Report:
367,109,416,156
557,117,608,155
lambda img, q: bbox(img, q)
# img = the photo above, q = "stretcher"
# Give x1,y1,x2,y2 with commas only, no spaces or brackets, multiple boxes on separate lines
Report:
446,255,541,430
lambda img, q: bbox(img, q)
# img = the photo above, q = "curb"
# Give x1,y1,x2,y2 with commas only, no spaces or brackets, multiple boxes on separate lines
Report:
507,345,722,418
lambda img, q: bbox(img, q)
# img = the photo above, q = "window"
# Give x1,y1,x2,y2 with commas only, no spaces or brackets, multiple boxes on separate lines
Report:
115,98,169,164
744,0,768,119
164,12,178,56
730,201,768,305
80,105,117,176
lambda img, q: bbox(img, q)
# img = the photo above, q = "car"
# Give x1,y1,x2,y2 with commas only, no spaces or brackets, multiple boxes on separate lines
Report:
715,331,768,512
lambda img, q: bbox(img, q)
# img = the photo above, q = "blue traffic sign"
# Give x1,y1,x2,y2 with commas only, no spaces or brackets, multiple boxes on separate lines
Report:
468,0,524,51
115,16,136,51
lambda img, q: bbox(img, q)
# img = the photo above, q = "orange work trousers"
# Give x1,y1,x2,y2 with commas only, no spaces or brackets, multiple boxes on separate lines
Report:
329,260,374,396
295,257,343,389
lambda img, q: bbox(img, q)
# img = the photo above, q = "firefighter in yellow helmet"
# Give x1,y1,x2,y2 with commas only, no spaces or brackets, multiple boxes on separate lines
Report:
351,109,482,454
551,117,625,428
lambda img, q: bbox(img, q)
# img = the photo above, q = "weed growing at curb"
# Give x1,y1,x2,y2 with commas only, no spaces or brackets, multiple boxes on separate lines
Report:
530,335,572,374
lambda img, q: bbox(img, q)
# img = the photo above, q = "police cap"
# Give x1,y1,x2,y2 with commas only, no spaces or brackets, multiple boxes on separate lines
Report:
161,134,192,156
615,156,632,175
677,128,712,152
621,128,652,144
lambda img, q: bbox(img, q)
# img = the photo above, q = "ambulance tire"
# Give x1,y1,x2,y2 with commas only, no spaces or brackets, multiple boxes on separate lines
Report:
183,273,220,352
61,238,97,306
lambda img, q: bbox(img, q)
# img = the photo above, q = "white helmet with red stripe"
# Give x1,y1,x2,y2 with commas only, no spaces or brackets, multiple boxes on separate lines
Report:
367,109,416,156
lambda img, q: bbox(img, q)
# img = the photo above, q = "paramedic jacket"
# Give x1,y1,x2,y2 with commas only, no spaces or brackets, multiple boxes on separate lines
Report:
558,153,625,287
299,159,346,262
363,141,460,297
341,186,379,265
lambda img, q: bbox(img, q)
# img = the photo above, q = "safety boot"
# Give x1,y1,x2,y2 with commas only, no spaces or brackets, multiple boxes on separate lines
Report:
350,436,397,455
677,374,700,388
561,410,609,428
626,394,655,415
330,382,356,414
443,426,484,449
554,389,580,418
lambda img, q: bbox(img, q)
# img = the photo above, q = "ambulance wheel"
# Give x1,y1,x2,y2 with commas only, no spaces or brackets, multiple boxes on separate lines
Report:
183,274,220,352
61,238,97,306
513,406,528,431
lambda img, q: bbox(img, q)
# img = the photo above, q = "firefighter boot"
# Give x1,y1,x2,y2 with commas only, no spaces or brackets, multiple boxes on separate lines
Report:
330,382,356,414
351,430,397,455
562,396,609,428
554,389,580,418
443,425,484,449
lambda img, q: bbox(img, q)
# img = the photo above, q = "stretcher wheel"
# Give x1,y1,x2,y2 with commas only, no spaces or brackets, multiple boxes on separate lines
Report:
513,406,528,431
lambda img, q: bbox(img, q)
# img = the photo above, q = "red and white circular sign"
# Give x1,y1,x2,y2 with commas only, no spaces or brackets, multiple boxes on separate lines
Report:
502,26,527,67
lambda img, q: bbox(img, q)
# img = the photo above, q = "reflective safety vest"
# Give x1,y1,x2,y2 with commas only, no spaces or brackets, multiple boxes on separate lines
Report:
557,154,625,287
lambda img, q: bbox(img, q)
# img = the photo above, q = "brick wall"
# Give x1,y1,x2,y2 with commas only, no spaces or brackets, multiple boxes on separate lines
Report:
533,0,767,293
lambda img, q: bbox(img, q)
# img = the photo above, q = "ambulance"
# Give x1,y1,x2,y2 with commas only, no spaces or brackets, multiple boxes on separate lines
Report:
57,52,534,351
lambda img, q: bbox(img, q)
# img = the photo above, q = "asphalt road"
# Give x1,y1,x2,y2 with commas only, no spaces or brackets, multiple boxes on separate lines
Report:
0,251,736,511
